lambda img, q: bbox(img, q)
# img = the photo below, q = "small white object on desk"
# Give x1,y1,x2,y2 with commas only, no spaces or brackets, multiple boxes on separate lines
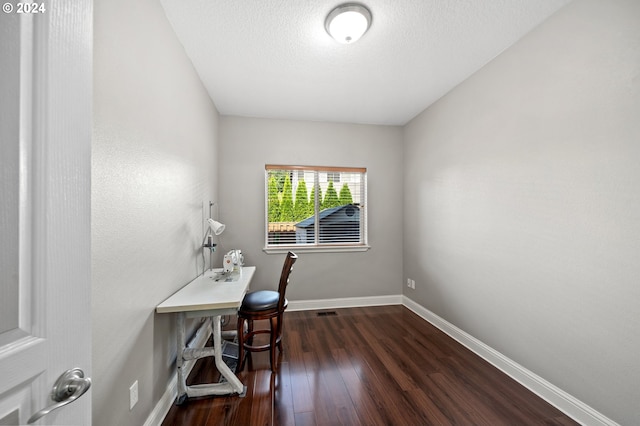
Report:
156,266,255,403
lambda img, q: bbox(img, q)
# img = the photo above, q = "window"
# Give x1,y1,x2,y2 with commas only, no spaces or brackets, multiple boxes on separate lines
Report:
265,165,368,252
325,172,341,183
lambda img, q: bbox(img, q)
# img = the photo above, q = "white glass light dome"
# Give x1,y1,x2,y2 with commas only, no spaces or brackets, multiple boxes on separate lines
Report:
325,4,372,44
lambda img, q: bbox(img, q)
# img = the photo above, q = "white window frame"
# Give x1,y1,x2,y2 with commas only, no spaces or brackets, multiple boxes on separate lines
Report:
263,165,369,254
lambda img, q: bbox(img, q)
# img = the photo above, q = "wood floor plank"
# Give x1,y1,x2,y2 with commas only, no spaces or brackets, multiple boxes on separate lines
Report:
430,371,508,425
292,411,315,426
439,353,553,423
354,341,438,424
354,320,421,393
400,385,455,425
288,367,315,415
330,347,385,426
272,362,295,426
161,306,579,426
207,371,254,425
282,323,315,415
249,369,274,426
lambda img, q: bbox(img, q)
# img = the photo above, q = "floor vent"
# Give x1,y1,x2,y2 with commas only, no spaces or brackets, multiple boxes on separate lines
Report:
316,311,337,316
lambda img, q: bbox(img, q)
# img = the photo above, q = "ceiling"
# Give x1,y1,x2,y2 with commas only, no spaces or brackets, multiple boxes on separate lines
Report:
161,0,571,126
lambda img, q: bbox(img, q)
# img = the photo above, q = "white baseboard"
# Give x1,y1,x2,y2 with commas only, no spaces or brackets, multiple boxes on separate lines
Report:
149,295,618,426
287,294,403,311
402,296,619,426
143,371,178,426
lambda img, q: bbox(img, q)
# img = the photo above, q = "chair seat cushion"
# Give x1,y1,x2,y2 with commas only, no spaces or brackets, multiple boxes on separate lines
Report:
241,290,287,311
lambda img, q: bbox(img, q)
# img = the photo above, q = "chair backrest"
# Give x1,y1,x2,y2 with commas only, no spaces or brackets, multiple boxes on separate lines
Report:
277,251,297,312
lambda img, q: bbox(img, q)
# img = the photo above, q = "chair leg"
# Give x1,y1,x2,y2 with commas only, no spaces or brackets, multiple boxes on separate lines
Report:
236,317,245,373
247,320,254,344
269,316,278,372
276,313,284,353
246,320,254,370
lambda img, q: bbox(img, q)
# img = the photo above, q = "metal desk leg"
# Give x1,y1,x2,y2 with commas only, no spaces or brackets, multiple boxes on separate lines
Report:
174,313,246,405
212,315,246,396
175,312,189,405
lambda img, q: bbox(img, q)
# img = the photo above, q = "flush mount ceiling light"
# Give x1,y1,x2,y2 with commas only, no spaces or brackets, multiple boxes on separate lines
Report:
325,3,372,44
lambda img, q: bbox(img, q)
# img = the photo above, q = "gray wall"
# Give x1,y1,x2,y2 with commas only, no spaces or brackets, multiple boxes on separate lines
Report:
218,117,403,302
92,0,220,424
402,0,640,424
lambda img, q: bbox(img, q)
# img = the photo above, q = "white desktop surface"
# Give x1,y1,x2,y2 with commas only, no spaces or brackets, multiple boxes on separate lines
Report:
156,266,255,314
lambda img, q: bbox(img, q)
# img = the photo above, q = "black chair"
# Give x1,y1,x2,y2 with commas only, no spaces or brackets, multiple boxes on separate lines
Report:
236,251,298,372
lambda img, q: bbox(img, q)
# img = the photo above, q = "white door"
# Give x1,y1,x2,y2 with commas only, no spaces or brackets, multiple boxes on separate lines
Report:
0,1,92,425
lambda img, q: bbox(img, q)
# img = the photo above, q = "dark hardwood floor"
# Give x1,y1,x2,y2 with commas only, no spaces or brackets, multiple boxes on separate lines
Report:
162,305,578,425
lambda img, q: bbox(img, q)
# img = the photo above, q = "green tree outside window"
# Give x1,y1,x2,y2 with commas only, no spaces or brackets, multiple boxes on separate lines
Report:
279,175,294,221
339,183,353,205
268,176,281,221
322,181,340,210
294,179,311,221
309,185,322,214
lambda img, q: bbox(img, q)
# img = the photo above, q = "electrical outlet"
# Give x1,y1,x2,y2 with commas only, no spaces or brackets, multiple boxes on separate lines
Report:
407,278,412,287
129,380,139,410
411,279,416,289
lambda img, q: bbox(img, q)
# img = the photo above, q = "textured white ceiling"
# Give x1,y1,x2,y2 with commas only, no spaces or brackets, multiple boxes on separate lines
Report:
161,0,571,126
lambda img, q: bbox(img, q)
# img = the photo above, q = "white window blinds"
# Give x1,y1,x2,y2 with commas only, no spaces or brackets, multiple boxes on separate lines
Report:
265,165,367,249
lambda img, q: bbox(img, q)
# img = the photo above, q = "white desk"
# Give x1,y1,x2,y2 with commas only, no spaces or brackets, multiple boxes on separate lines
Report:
156,266,255,403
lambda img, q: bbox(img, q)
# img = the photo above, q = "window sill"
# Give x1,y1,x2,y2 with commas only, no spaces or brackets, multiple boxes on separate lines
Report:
263,245,371,254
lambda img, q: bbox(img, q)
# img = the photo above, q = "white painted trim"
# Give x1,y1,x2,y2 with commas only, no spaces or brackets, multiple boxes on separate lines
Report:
263,245,371,254
402,296,620,426
143,371,178,426
286,294,402,311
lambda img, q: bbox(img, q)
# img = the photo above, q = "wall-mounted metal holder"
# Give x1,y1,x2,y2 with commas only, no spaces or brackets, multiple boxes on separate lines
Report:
202,201,218,273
